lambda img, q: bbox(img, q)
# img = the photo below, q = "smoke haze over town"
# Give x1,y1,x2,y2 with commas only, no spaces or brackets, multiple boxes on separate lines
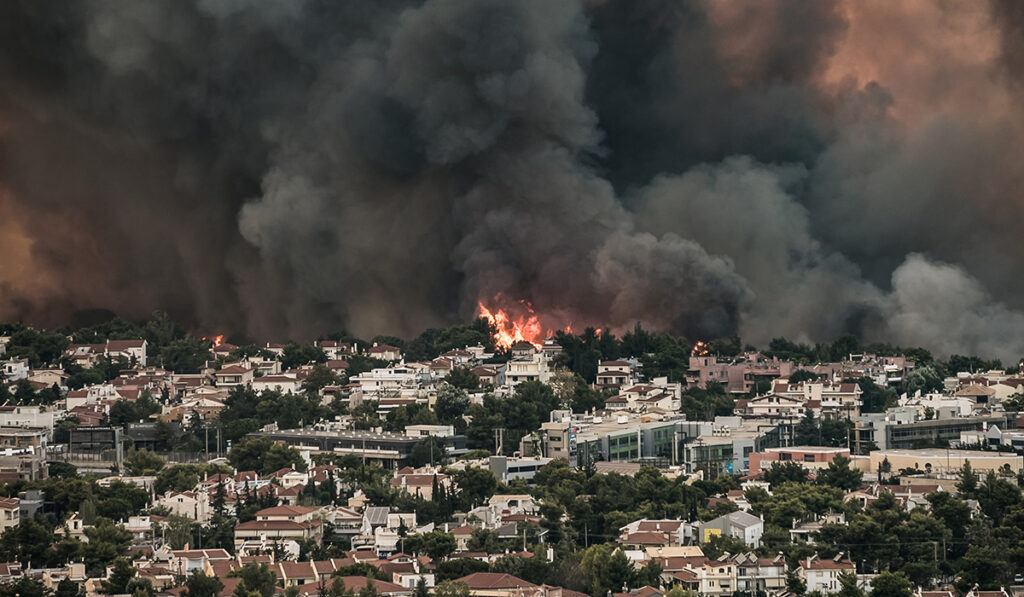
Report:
3,0,1024,359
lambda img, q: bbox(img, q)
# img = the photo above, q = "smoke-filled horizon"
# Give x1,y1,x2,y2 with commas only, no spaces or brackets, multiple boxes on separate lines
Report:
2,0,1024,359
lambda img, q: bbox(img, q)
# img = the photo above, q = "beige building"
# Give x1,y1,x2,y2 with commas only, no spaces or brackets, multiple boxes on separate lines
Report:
0,497,19,532
867,449,1023,475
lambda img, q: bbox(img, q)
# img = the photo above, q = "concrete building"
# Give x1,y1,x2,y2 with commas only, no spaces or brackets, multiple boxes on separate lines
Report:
488,455,553,483
867,448,1024,475
0,497,19,533
687,352,794,394
697,511,763,548
530,411,791,475
748,446,850,476
853,411,1016,452
0,427,48,481
249,426,466,468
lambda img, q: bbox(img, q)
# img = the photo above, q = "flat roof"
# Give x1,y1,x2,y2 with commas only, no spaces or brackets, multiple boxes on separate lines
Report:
875,448,1022,459
764,446,848,454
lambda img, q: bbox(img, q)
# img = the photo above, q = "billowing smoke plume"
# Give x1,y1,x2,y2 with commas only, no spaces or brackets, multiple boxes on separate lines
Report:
3,0,1024,359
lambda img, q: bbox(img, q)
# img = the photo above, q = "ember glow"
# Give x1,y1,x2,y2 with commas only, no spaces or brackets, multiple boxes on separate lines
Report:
691,340,710,356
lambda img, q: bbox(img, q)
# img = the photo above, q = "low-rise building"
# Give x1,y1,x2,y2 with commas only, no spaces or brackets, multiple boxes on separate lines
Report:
697,511,763,548
749,446,850,476
798,555,855,593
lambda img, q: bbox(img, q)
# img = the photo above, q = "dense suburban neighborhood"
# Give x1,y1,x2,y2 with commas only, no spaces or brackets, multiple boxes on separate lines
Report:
1,318,1023,597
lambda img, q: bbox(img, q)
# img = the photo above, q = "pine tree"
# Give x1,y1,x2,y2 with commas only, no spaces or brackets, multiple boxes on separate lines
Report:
213,479,227,517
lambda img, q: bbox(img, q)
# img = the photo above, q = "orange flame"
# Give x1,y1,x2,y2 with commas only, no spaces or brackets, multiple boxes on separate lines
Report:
691,340,710,356
477,299,545,350
203,335,225,348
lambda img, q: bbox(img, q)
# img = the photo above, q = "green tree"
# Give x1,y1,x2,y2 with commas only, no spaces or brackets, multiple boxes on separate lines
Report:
302,364,341,394
0,577,47,597
184,571,225,597
83,519,134,576
579,543,633,597
452,467,498,509
816,455,863,491
794,410,820,445
433,559,489,582
414,577,429,597
124,448,165,475
435,384,470,424
404,530,456,561
786,570,806,596
228,436,306,474
102,557,137,594
902,366,943,396
445,367,480,391
160,337,210,373
408,437,448,468
432,581,471,597
870,571,913,597
700,533,747,560
789,370,821,383
229,563,277,597
54,578,82,597
957,461,978,495
762,461,810,487
837,571,864,597
466,528,502,554
280,343,327,370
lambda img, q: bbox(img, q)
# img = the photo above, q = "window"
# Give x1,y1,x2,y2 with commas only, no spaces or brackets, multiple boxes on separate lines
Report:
804,454,816,462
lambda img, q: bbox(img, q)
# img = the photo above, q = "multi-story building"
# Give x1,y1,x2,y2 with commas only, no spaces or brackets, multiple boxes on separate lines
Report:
0,427,48,481
729,553,786,595
249,427,466,468
0,405,65,431
853,410,1016,452
531,411,791,475
688,353,794,394
0,497,20,533
696,511,763,548
770,382,862,419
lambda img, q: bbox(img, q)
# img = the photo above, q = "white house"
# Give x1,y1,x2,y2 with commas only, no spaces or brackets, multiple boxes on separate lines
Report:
252,374,302,394
697,511,763,548
106,340,148,366
2,359,29,382
798,555,856,593
157,490,211,522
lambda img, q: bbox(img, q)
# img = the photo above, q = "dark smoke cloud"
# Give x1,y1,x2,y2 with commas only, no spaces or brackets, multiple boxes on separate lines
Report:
3,0,1024,359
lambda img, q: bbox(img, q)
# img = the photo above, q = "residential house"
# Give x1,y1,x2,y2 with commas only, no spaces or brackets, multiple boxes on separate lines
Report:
0,497,18,532
798,555,856,594
728,553,786,595
252,374,302,394
457,572,543,597
214,365,254,388
390,470,451,500
596,361,636,388
368,344,402,362
697,511,763,548
107,340,148,366
157,490,211,522
2,359,29,382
